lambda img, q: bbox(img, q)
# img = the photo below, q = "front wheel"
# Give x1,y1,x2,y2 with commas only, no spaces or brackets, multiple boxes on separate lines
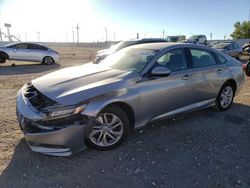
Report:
86,105,130,150
0,57,6,64
214,83,235,111
42,56,55,65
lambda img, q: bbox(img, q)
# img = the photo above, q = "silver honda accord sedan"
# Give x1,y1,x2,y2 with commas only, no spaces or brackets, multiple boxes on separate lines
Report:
16,43,245,156
0,42,59,65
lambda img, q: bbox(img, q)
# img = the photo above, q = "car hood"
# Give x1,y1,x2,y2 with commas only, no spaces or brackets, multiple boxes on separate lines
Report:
32,63,135,105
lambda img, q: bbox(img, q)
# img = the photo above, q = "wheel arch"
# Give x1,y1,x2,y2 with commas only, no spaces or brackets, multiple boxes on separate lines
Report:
0,51,9,59
225,79,237,93
100,102,135,130
42,56,54,62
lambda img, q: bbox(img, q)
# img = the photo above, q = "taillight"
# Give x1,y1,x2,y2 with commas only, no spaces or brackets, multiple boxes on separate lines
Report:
242,64,246,71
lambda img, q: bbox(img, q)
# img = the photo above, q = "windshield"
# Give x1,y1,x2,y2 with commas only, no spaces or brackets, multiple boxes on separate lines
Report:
213,43,228,49
100,48,157,73
109,41,136,52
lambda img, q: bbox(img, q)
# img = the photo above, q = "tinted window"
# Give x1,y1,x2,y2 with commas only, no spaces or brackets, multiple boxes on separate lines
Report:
7,44,16,48
215,53,227,64
157,49,187,71
190,49,216,68
15,43,28,49
233,44,240,49
227,44,233,50
28,44,48,50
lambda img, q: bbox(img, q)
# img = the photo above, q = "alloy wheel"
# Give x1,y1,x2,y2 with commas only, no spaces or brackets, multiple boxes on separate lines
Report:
220,86,233,108
89,113,124,147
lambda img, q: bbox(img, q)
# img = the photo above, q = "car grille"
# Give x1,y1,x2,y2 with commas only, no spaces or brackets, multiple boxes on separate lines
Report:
24,83,57,110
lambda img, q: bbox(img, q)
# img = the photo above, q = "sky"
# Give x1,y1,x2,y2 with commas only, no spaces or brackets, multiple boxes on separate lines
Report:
0,0,249,42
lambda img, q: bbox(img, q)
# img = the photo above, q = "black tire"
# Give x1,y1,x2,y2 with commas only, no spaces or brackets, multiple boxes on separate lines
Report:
237,52,242,60
213,82,235,111
245,61,250,77
86,105,130,150
0,57,6,64
42,56,55,65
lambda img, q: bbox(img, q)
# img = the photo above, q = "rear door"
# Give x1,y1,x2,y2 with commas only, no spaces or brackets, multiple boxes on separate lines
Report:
188,48,229,102
27,44,47,61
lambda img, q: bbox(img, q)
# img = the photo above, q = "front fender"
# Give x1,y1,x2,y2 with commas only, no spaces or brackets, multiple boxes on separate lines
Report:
81,88,140,122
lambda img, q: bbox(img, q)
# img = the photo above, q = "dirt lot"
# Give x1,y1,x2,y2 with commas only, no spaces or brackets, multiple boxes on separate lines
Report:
0,47,249,188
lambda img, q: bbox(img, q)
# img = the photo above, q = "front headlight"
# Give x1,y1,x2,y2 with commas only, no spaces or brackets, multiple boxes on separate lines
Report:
49,104,87,119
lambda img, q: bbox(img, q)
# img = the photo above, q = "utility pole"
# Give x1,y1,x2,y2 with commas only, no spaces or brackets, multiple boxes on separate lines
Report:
72,27,75,44
137,33,139,39
76,23,80,43
162,29,165,39
224,34,226,40
4,23,11,41
210,32,213,40
248,9,250,22
37,31,40,42
0,27,2,42
104,27,108,42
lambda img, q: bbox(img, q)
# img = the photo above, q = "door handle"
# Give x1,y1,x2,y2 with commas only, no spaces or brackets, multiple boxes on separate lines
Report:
216,69,223,74
181,74,189,80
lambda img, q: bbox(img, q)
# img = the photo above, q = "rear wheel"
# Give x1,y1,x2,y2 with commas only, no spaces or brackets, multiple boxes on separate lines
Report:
214,82,235,111
42,56,54,65
86,105,130,150
237,52,242,60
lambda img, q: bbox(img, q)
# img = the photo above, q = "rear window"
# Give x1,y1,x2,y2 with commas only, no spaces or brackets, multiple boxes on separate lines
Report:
190,49,216,68
215,53,227,64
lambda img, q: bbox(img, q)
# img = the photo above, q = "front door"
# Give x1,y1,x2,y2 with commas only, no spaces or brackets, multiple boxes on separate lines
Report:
138,48,197,122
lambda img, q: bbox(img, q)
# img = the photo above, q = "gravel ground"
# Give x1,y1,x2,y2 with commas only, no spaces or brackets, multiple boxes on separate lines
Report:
0,48,249,188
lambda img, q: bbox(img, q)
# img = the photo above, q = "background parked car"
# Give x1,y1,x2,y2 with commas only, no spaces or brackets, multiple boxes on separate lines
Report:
187,35,207,45
166,35,186,42
0,42,60,65
212,42,242,59
94,38,167,63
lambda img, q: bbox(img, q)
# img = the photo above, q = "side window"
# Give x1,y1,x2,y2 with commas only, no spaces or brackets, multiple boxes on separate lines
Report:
157,49,187,71
190,49,216,68
233,44,239,49
215,53,227,64
28,44,36,50
7,44,16,48
15,43,28,49
38,45,48,51
227,44,233,50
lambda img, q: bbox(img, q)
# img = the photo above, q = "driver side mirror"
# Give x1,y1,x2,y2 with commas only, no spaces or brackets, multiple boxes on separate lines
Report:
150,66,171,77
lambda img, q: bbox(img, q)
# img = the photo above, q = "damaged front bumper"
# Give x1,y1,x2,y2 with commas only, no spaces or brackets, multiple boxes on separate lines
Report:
16,87,93,156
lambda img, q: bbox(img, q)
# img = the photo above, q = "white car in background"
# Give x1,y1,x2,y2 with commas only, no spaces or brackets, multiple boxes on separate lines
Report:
0,42,60,65
188,35,207,45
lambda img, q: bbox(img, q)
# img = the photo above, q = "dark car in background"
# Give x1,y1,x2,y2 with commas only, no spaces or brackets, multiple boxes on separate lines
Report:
212,42,242,59
94,38,167,63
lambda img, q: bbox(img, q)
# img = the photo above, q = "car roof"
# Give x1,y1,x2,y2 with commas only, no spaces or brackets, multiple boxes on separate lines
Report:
129,42,213,51
7,42,46,46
